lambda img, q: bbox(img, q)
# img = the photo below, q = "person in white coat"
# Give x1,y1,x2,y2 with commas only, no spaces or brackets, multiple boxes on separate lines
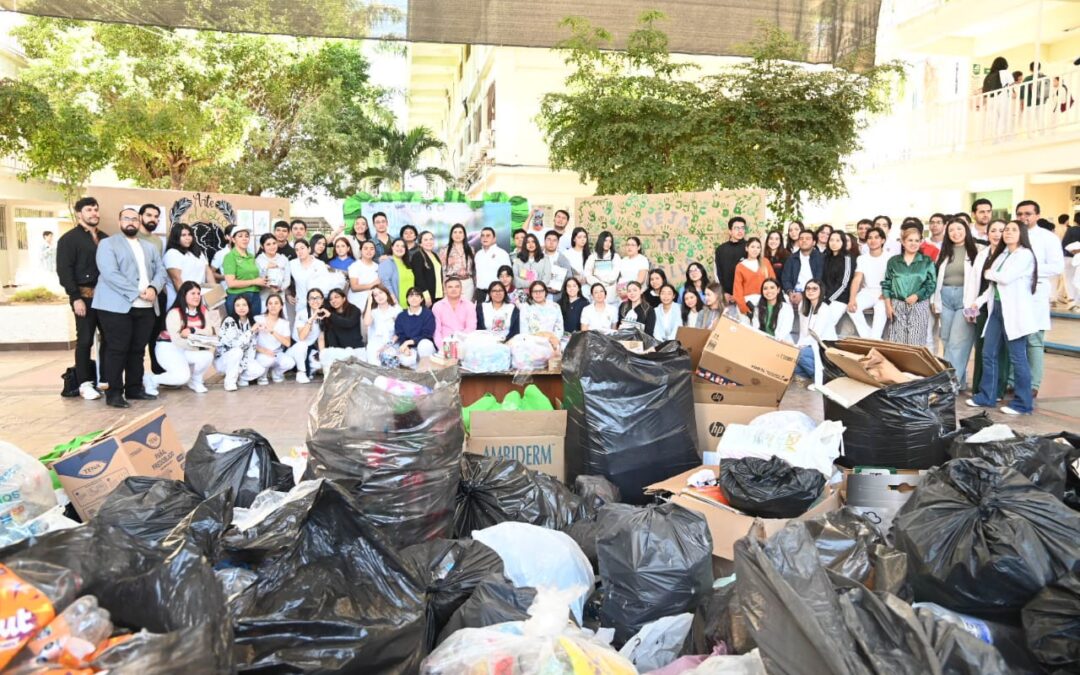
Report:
931,219,982,390
288,288,325,384
751,278,795,344
1014,200,1064,395
793,280,837,388
966,220,1039,415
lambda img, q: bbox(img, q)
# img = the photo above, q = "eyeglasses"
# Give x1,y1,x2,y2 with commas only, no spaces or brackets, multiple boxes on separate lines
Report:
531,289,546,295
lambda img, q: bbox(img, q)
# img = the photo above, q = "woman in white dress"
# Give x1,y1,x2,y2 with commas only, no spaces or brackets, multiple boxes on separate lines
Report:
584,231,621,306
364,284,402,365
347,240,381,311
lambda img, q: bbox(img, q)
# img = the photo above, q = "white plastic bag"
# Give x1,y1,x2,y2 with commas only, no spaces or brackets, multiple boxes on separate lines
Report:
460,331,512,373
748,410,817,435
618,613,693,671
473,522,594,625
716,420,844,477
508,334,555,371
685,650,767,674
421,588,635,675
0,441,59,546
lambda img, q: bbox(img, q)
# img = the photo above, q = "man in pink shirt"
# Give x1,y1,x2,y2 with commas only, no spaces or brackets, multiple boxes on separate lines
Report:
432,278,476,348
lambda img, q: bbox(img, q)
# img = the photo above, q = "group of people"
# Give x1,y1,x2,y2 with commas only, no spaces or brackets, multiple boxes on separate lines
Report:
57,195,1065,416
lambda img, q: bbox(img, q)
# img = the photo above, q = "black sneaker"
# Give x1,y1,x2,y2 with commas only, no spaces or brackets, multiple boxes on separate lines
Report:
106,394,130,408
126,391,158,401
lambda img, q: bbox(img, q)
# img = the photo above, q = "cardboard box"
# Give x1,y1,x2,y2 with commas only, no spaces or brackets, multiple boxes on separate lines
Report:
647,466,841,560
693,403,772,461
678,321,798,407
50,408,185,520
465,409,568,481
200,285,226,309
819,338,948,409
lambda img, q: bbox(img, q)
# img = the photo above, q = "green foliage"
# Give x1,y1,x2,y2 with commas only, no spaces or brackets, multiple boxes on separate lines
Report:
10,287,63,303
357,126,454,193
4,18,388,199
538,14,904,221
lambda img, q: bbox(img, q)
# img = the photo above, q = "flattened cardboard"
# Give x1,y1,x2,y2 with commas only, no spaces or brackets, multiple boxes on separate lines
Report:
50,407,185,520
647,465,841,560
466,409,567,481
829,338,944,378
816,376,881,409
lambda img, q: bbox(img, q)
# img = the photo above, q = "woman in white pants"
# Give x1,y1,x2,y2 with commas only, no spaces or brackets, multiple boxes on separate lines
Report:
214,295,266,391
253,294,296,384
288,288,325,384
144,281,218,394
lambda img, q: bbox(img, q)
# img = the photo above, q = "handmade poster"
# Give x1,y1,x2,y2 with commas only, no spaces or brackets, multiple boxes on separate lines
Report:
574,190,768,279
360,201,513,250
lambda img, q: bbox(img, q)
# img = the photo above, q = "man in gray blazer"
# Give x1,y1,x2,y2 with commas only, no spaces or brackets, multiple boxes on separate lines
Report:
94,208,167,408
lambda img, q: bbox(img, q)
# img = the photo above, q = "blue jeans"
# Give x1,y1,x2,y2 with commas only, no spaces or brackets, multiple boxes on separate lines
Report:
973,307,1033,413
939,286,976,390
1027,330,1045,389
796,345,816,380
226,291,262,317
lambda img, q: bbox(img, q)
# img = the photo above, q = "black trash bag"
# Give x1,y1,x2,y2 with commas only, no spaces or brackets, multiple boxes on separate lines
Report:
306,360,464,548
597,502,713,644
94,477,205,543
399,538,506,651
563,330,699,504
185,426,294,508
1052,431,1080,511
823,355,956,469
1022,570,1080,673
959,411,994,433
226,480,428,674
894,458,1080,619
948,431,1071,498
914,605,1011,675
563,502,641,574
734,521,939,675
160,489,234,563
803,508,909,598
691,580,756,655
454,454,590,536
574,474,621,510
719,456,826,519
912,602,1043,674
436,573,537,645
4,525,233,674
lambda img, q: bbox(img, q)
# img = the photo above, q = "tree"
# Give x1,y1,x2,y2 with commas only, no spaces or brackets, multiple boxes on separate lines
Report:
6,18,387,198
357,126,454,193
538,13,902,220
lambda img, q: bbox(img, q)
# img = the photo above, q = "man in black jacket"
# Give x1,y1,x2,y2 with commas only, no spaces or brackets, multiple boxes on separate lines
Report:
714,216,748,306
56,196,108,399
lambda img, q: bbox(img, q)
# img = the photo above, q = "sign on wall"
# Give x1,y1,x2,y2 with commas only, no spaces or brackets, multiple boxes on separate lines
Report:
574,190,768,279
360,201,513,250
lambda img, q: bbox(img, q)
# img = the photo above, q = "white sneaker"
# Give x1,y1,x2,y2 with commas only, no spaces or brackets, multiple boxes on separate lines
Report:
964,398,983,408
271,372,285,384
79,381,101,400
142,373,159,396
256,376,269,386
1000,406,1022,415
296,372,310,384
187,381,208,394
224,380,238,392
238,378,250,387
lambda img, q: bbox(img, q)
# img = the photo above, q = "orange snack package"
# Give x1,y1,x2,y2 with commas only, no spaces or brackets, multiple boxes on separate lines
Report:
0,562,57,668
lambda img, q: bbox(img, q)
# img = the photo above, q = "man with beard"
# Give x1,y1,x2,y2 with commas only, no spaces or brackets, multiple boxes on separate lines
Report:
57,197,108,399
93,208,167,408
138,204,168,373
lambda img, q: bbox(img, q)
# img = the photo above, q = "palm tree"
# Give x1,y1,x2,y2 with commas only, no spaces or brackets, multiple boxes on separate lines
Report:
358,125,454,192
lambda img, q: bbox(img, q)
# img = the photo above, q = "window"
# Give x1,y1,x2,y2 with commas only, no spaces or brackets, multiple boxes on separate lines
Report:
15,221,27,250
14,208,54,251
0,206,7,250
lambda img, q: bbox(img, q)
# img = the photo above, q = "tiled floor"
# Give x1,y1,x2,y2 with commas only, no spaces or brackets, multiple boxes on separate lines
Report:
1,346,1077,459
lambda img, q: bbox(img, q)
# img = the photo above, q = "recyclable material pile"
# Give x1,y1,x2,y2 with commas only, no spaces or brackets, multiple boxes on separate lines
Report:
2,345,1079,674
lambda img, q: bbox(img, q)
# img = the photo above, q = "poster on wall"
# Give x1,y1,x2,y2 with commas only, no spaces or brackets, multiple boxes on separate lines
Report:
360,202,513,250
574,190,767,279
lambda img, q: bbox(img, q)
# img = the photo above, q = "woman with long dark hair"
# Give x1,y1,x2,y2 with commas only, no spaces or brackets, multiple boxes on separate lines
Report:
558,276,588,332
409,230,444,306
318,287,365,372
256,233,292,320
785,221,804,253
679,262,710,303
563,227,591,281
652,283,682,340
309,233,332,263
643,268,668,308
967,220,1039,415
751,278,794,342
733,236,776,318
821,231,854,328
214,294,266,391
763,230,789,277
289,288,326,384
698,282,725,330
580,283,617,332
584,230,620,305
814,224,833,254
513,233,552,289
163,223,212,309
617,281,655,334
364,284,401,365
440,223,477,300
793,279,836,387
477,280,520,341
932,218,980,390
681,286,703,329
971,220,1008,399
143,281,218,395
253,294,295,384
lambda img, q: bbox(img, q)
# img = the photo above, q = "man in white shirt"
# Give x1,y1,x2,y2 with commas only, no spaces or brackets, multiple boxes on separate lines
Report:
1016,200,1065,396
971,198,992,246
846,227,890,339
554,209,574,251
474,226,511,303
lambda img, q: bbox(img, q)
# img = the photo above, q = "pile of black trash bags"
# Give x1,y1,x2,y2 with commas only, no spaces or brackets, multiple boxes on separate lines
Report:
3,357,1079,674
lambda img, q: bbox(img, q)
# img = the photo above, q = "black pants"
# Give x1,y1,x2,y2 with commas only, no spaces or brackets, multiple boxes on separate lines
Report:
97,307,156,397
73,301,105,385
147,290,168,373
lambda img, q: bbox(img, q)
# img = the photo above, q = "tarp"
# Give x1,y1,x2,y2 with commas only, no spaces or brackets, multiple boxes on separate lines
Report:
0,0,881,66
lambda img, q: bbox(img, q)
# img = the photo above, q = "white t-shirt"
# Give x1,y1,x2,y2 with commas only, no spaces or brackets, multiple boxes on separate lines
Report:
125,236,153,308
618,254,650,286
162,248,208,309
291,307,322,346
481,302,516,340
796,252,814,292
558,229,574,252
346,259,380,310
580,303,617,331
855,252,889,294
289,257,328,306
563,248,587,277
254,314,289,353
475,245,512,289
368,304,401,349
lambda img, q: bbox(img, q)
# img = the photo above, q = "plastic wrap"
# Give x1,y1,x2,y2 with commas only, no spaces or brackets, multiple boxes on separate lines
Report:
226,479,427,674
563,330,699,504
597,502,713,644
1022,571,1080,673
460,330,513,372
454,454,590,537
894,458,1080,618
719,457,826,519
0,442,59,547
508,333,556,371
307,359,465,548
421,589,636,675
618,613,694,672
400,538,507,651
473,522,594,626
184,426,294,508
947,431,1071,498
823,356,956,469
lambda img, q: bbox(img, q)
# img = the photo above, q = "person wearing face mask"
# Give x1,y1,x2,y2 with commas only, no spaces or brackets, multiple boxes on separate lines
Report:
93,208,167,408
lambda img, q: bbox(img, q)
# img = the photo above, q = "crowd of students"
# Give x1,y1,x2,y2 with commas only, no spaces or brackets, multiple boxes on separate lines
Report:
56,197,1064,415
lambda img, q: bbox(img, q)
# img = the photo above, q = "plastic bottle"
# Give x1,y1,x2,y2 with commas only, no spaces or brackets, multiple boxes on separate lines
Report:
7,595,112,672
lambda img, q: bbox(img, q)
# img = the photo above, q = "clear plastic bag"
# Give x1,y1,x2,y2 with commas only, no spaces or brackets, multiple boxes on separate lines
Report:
0,441,59,547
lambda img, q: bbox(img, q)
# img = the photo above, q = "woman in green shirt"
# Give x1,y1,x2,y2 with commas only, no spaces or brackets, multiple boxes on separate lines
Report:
222,226,267,316
883,226,937,346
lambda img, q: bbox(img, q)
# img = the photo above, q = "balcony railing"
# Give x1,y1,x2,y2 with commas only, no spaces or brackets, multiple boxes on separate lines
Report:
857,66,1080,169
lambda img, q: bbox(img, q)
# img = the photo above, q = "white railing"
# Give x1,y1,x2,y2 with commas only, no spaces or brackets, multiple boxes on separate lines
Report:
859,66,1080,169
